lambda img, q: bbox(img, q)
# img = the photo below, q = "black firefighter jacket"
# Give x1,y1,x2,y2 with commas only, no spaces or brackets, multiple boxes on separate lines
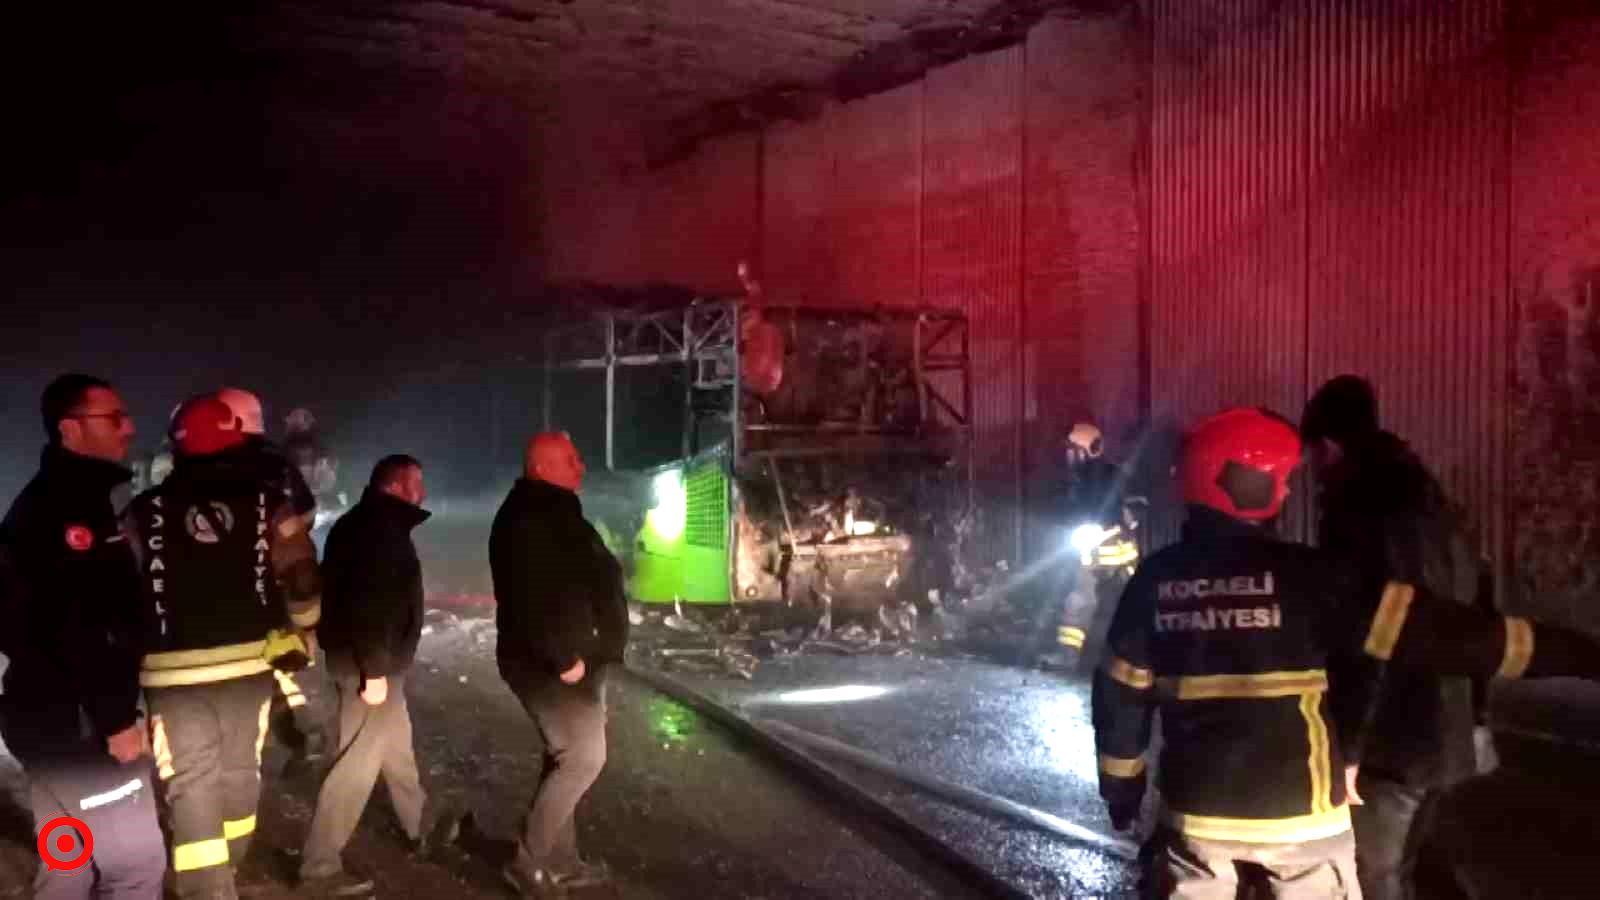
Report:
1318,430,1488,788
1093,506,1600,846
123,446,322,689
0,446,145,762
490,478,628,682
317,488,430,680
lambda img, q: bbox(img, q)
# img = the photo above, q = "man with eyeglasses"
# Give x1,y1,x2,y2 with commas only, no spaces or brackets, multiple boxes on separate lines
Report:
0,373,166,899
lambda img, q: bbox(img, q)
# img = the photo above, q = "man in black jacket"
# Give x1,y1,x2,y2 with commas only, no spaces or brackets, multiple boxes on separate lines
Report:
0,373,165,899
491,432,628,897
1302,376,1493,900
298,455,433,895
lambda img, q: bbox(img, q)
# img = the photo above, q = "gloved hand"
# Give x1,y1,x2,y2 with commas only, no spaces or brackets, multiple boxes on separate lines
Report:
360,676,389,706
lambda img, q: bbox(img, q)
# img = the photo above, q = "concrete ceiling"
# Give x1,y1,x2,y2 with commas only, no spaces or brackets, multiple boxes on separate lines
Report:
241,0,1108,159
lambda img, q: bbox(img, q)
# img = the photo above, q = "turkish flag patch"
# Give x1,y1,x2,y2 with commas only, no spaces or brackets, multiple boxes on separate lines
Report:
65,525,95,552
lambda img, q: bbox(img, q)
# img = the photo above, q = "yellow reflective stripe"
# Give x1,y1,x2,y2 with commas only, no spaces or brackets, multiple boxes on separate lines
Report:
256,698,271,768
1363,582,1415,661
1106,656,1154,691
1058,627,1086,649
1096,540,1140,566
151,716,175,781
173,838,230,872
144,641,268,670
1167,805,1352,844
273,670,303,695
1299,690,1333,814
1497,617,1535,679
141,657,273,688
1099,754,1146,778
1159,669,1328,700
224,816,256,841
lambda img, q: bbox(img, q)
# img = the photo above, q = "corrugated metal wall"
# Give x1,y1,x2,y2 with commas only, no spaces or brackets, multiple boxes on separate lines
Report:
1508,9,1600,627
1148,0,1315,541
830,84,924,308
1023,15,1145,457
923,47,1026,561
761,119,835,306
542,168,646,285
643,133,761,293
1303,2,1509,567
1150,0,1511,563
536,4,1600,628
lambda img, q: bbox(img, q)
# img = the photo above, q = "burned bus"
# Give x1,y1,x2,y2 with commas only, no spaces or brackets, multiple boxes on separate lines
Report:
542,297,975,616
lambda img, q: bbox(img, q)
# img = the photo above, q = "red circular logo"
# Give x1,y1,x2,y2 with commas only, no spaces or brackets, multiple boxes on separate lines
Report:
37,815,94,873
64,526,94,552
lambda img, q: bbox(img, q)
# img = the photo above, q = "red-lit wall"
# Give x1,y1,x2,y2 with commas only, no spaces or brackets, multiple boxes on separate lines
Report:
542,4,1600,624
543,13,1147,567
1509,9,1600,627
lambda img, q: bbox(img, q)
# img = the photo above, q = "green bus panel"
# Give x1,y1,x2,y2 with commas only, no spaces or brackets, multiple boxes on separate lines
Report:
629,459,729,605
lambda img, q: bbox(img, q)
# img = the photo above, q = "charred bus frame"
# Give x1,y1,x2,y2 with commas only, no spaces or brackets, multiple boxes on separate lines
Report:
543,299,975,608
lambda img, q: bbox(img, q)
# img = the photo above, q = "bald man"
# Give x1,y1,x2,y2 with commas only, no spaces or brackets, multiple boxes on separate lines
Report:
489,432,627,896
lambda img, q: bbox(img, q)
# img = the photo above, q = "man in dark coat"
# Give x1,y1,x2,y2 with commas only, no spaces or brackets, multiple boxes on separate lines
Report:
299,455,437,895
0,373,165,900
491,432,629,897
1303,375,1492,900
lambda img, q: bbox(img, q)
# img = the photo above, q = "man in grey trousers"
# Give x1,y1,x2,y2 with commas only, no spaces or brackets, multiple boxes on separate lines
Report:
490,433,630,898
298,455,442,896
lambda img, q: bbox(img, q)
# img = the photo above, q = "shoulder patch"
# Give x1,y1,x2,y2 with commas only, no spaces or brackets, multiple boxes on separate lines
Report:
65,525,95,552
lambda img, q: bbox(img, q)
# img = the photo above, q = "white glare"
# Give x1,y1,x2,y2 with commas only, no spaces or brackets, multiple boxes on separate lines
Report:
776,685,891,704
1069,523,1106,555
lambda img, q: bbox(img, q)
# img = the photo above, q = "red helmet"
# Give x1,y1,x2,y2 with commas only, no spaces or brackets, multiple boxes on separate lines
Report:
1179,407,1302,520
171,395,245,457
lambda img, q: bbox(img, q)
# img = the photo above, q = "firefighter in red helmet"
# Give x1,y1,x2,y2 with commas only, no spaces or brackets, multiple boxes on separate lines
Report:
124,396,323,899
1094,407,1600,899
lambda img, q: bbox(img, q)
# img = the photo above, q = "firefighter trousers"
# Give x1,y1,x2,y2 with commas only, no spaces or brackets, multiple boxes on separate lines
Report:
1145,828,1362,900
25,751,166,900
299,657,425,880
148,672,274,900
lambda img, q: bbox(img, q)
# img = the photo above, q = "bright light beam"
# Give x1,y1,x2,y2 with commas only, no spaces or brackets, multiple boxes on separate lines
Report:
773,685,891,705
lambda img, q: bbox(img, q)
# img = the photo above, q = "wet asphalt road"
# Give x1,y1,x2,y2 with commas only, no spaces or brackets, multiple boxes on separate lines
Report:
640,650,1141,899
0,619,971,900
4,618,1598,899
646,645,1600,900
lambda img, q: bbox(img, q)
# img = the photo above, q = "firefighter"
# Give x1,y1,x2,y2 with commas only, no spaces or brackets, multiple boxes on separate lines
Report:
218,387,328,766
1040,421,1129,669
125,395,322,899
283,407,346,535
1094,407,1600,899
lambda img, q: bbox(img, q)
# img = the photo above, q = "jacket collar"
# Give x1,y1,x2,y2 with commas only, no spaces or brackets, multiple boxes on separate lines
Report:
40,444,132,491
513,477,582,515
357,487,431,530
1182,504,1275,543
165,444,259,485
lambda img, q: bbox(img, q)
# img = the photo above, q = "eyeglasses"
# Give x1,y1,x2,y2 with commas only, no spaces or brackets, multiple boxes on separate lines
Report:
68,411,131,427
